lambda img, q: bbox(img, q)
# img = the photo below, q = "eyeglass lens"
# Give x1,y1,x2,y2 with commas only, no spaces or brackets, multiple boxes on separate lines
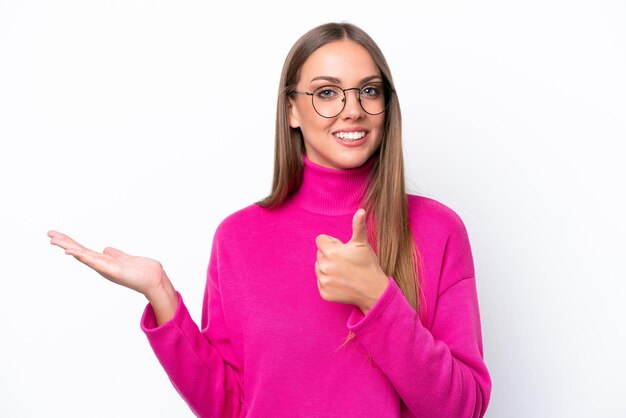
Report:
312,83,387,118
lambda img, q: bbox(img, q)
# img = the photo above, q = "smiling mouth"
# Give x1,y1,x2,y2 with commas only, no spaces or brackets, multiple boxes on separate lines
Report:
333,131,367,141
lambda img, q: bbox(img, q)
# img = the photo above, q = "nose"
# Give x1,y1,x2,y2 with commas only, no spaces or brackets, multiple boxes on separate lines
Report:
341,88,364,119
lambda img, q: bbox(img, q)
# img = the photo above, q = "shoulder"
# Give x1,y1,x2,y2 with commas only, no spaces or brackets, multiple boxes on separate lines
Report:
407,194,475,283
406,194,469,239
213,203,269,241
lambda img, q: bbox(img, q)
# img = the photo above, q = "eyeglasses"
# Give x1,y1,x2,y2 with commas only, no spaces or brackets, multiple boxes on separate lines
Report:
289,82,393,118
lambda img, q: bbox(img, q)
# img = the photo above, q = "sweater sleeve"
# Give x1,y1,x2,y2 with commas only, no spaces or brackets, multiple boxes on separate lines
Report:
346,213,491,418
140,242,245,417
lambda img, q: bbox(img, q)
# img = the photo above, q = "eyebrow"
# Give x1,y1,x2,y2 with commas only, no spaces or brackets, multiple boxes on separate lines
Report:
309,75,382,84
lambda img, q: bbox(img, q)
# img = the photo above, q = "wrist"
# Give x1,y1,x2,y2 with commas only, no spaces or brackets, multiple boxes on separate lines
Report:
360,273,389,315
145,274,178,325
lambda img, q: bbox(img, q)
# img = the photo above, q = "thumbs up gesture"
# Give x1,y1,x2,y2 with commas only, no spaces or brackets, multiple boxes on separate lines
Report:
315,209,390,315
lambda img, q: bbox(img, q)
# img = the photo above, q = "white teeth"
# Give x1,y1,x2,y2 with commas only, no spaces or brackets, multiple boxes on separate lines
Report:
334,131,366,141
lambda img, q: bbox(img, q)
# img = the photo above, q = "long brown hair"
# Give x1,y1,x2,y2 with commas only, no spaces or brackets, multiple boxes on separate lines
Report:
257,22,420,314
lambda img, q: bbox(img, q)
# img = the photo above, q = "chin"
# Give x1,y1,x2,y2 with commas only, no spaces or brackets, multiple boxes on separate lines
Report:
332,153,374,170
306,145,378,170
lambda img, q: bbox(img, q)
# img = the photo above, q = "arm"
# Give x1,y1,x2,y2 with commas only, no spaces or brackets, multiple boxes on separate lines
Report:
345,216,491,417
141,237,245,418
47,229,244,417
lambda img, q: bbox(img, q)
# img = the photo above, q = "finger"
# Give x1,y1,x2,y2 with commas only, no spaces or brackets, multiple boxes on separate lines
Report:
315,262,323,293
315,260,328,277
65,247,116,277
57,238,101,259
103,246,128,259
48,230,78,243
50,238,83,253
49,232,108,262
315,234,340,249
349,208,368,245
48,231,87,252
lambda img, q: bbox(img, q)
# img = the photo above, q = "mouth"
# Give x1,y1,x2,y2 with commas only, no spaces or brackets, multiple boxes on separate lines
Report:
333,131,367,142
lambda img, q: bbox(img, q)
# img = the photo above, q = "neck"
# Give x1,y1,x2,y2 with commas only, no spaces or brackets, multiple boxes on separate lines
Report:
289,155,377,216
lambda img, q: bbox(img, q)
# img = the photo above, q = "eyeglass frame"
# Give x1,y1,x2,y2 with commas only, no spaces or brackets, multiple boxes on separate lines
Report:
287,82,395,119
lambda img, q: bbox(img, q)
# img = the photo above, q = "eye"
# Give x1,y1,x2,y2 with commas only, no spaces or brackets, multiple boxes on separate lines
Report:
314,86,341,100
361,84,383,98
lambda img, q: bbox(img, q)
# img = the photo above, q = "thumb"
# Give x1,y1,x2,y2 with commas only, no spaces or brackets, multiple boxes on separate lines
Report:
349,208,368,245
103,246,128,258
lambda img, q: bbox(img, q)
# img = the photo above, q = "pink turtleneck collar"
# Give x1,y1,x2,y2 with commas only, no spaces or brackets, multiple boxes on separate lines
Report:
289,154,377,216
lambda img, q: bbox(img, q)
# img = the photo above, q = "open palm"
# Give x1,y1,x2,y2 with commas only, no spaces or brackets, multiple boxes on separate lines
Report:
47,230,165,298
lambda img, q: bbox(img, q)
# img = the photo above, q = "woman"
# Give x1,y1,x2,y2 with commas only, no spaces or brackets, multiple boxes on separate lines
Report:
49,22,491,417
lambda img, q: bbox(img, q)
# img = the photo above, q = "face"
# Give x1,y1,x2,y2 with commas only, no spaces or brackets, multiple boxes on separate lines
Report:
288,40,385,170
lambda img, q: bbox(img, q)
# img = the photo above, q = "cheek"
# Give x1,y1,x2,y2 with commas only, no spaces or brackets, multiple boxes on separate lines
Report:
301,114,333,137
374,114,386,129
371,117,385,139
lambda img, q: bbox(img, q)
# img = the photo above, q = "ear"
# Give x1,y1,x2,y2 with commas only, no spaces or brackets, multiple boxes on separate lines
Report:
287,97,301,129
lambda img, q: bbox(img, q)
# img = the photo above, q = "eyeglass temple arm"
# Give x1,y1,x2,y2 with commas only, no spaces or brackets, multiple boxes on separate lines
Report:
287,90,313,96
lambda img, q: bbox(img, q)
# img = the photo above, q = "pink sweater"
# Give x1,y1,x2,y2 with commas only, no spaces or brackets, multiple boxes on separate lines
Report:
141,155,491,417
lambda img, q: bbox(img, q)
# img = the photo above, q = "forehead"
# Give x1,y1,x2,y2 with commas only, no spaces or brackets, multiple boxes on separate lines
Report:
299,40,380,85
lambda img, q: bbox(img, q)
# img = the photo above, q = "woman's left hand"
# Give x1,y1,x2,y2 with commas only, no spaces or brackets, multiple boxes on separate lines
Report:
315,208,390,315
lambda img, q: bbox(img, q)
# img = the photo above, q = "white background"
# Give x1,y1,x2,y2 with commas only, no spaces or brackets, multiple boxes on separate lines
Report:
1,1,625,417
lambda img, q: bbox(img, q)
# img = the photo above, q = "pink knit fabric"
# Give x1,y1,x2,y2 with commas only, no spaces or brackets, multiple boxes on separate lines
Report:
141,155,491,417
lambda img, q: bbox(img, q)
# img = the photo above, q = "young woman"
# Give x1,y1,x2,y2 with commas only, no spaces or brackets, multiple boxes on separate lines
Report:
49,22,491,417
